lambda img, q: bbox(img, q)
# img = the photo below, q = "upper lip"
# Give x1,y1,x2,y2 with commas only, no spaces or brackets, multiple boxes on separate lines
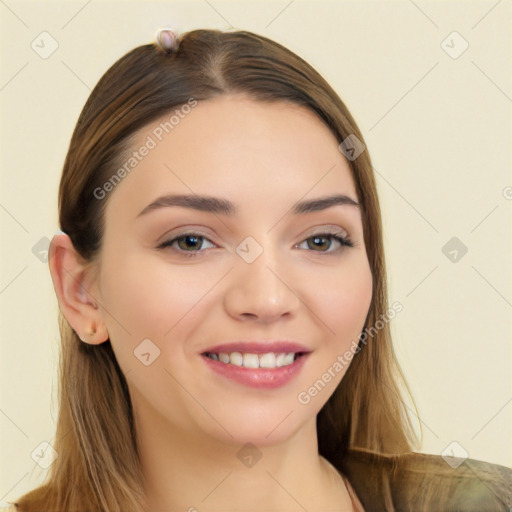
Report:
202,341,312,355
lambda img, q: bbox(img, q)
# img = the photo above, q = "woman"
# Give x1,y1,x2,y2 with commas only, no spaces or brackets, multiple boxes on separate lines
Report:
8,28,511,512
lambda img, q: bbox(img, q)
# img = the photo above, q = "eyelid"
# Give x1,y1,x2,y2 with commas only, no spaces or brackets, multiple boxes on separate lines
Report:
303,224,349,238
156,226,215,245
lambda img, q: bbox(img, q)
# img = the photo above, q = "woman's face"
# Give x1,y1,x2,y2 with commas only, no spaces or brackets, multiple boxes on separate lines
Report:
93,94,372,446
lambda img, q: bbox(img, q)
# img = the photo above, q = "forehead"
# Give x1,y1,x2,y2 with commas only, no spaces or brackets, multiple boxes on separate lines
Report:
105,95,358,219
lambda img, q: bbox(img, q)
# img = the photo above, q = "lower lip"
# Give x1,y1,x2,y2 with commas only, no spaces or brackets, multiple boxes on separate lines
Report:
201,353,309,389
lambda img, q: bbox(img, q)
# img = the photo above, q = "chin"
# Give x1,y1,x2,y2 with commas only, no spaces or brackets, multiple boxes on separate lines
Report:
198,405,314,449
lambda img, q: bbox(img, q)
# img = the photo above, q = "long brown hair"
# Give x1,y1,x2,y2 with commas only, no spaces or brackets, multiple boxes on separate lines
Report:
14,28,420,511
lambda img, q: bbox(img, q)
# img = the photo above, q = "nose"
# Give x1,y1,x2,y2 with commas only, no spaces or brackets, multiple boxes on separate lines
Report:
223,244,301,324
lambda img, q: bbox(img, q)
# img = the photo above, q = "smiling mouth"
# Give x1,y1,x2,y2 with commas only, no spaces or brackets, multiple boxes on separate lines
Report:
202,351,306,369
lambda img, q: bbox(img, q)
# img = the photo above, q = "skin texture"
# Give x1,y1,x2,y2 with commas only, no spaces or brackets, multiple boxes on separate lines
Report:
49,95,372,511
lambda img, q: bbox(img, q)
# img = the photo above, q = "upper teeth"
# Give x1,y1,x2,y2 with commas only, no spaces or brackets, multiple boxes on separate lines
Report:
206,352,298,368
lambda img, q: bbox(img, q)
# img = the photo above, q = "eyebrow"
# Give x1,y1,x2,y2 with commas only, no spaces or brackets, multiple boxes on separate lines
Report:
136,193,360,218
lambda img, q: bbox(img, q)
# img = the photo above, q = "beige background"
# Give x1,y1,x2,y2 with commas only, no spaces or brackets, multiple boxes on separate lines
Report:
1,0,511,505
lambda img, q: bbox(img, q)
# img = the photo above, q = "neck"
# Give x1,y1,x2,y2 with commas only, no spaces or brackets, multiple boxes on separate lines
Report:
133,398,353,512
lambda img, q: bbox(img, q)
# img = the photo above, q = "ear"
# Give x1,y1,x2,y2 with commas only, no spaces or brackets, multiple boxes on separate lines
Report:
48,233,109,345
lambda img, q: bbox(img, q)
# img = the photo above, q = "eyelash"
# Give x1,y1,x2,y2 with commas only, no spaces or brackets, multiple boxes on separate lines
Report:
157,231,354,258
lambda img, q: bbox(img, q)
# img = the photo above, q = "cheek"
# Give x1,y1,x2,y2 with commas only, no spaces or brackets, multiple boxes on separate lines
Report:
295,260,372,407
99,250,211,355
315,258,373,344
98,252,216,429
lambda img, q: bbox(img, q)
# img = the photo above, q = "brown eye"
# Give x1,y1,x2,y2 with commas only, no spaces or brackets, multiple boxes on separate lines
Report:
298,233,354,254
176,235,203,251
157,233,215,257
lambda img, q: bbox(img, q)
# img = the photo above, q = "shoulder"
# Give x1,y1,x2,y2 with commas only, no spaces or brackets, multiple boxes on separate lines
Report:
333,447,512,511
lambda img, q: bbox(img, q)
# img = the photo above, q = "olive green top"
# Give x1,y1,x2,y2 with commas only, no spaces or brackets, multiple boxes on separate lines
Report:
333,447,512,511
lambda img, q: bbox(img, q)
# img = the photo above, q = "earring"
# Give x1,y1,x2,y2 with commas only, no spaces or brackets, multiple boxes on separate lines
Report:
78,323,97,341
86,324,97,336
